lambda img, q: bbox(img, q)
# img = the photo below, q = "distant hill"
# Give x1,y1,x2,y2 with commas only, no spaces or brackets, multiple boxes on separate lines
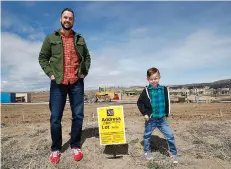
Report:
211,79,231,88
169,79,231,89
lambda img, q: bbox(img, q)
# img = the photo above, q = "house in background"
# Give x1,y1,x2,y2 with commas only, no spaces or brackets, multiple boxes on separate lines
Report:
1,92,32,103
1,93,16,103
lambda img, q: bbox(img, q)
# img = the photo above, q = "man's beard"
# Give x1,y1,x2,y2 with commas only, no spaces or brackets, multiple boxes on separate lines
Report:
61,22,73,30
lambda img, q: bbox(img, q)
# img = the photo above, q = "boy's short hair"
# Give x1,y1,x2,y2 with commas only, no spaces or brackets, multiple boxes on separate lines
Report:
147,67,160,78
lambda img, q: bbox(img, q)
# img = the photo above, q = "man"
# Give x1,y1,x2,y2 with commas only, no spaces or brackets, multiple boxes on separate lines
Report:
38,8,91,164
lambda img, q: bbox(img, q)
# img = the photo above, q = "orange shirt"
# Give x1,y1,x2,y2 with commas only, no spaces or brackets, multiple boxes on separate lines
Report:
60,31,80,85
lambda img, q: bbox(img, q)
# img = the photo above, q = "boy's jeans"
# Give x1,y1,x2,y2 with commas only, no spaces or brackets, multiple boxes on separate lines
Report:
143,117,177,155
49,79,84,151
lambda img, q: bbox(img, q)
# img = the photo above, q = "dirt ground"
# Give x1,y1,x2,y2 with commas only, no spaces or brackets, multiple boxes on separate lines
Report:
1,103,231,169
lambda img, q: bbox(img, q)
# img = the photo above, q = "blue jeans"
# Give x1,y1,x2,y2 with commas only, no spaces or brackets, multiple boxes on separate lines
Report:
143,117,177,155
49,79,84,151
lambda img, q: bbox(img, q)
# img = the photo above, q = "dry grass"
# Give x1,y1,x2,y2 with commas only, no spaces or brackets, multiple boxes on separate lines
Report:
1,103,231,169
183,122,231,161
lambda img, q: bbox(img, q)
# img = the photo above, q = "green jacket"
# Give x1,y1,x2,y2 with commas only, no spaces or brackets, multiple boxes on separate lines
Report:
38,30,91,84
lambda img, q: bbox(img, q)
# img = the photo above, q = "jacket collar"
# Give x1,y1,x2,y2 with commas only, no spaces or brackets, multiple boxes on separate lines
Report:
54,29,80,36
147,84,162,90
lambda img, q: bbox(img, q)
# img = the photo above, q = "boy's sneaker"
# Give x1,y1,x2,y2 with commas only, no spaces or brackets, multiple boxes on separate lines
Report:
171,155,178,164
50,151,60,164
144,152,154,161
72,148,83,161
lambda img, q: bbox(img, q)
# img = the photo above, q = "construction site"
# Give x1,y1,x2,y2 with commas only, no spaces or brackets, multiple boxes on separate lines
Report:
1,83,231,104
84,85,231,104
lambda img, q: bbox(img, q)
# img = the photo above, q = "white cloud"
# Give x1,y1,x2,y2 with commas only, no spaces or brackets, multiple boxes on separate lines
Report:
23,1,37,7
86,28,231,87
1,27,231,92
1,10,45,41
78,2,125,20
2,11,35,34
157,29,231,70
1,2,231,92
1,32,49,92
28,32,46,41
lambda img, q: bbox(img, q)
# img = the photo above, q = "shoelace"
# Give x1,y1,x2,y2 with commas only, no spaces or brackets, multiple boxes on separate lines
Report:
51,151,60,157
72,149,81,154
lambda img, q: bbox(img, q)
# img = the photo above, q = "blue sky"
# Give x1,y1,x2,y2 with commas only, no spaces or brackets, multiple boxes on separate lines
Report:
1,1,231,92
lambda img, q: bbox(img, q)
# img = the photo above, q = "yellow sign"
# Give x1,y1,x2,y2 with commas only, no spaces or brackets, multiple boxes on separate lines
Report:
97,105,126,145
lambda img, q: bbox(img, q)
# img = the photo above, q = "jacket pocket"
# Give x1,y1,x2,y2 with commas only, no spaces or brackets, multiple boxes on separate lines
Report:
76,43,84,55
51,41,62,55
78,62,87,76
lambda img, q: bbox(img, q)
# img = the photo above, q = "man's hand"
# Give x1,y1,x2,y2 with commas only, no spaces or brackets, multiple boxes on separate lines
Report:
80,74,85,78
144,115,149,121
50,75,55,80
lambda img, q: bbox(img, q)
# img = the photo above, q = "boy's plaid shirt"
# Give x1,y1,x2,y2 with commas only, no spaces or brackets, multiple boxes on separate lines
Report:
147,84,166,118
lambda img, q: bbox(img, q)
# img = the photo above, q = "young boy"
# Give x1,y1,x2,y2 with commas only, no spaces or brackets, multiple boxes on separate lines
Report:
137,67,178,163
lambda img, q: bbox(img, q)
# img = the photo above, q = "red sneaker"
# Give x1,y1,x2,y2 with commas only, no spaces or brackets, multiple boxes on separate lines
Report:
50,151,60,164
72,148,83,161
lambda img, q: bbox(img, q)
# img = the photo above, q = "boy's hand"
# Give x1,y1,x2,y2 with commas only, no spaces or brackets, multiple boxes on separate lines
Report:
144,115,149,121
50,75,55,80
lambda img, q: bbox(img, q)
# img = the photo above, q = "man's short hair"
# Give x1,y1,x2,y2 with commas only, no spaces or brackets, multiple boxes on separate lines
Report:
61,8,75,19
